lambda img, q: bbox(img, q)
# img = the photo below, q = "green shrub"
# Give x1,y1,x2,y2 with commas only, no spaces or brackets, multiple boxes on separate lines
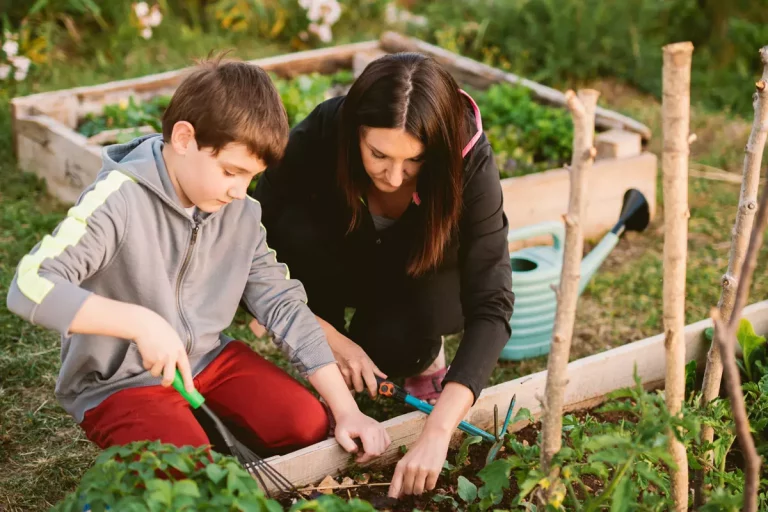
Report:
414,0,768,118
51,441,283,511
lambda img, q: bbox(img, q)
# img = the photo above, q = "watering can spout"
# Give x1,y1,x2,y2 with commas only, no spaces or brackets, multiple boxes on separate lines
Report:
579,189,650,293
611,189,650,236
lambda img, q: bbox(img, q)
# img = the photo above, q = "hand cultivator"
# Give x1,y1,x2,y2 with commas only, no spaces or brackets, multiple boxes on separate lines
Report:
375,376,517,464
172,370,300,498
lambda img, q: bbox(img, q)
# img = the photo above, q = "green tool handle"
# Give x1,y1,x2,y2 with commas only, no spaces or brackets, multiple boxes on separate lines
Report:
172,369,206,409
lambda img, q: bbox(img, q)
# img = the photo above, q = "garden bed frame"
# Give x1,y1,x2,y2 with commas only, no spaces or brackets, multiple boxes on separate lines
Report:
11,32,657,246
263,300,768,493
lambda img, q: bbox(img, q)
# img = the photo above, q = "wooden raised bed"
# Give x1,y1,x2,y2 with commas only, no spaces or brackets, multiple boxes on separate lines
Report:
262,299,768,493
11,32,656,245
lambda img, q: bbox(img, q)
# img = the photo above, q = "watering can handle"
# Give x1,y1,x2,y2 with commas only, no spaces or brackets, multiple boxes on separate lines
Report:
507,220,565,250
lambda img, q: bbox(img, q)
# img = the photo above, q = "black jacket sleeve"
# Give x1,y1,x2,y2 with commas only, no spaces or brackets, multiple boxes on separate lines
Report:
443,141,515,402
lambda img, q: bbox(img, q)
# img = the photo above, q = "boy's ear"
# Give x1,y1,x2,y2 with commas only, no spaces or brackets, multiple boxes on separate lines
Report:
170,121,197,155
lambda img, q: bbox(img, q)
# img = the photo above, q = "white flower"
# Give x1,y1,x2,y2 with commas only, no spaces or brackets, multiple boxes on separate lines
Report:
0,64,10,80
309,23,332,43
141,27,153,39
321,1,341,25
147,6,163,27
133,2,150,18
2,39,18,58
305,2,324,23
11,56,30,74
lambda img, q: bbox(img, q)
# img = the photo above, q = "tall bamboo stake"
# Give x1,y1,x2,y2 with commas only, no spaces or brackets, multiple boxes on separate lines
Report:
540,89,599,480
662,41,694,511
695,47,768,506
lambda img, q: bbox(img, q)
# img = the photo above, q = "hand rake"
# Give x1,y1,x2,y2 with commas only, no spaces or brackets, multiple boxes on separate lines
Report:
172,370,301,498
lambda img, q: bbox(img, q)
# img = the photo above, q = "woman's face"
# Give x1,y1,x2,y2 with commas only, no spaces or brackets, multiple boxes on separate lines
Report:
359,127,425,193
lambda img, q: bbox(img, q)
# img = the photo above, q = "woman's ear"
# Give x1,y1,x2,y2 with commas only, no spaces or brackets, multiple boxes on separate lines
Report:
170,121,197,155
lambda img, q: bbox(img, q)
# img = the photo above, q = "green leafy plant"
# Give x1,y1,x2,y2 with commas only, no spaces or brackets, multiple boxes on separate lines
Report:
704,318,767,383
471,82,574,178
734,319,767,383
51,441,284,511
474,375,704,511
271,69,354,126
77,95,170,138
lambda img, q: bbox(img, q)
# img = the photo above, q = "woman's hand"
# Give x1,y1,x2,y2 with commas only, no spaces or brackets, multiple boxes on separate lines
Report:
316,315,386,398
388,382,475,498
388,424,451,497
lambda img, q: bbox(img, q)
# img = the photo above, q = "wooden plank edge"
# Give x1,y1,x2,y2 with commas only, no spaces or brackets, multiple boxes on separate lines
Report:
10,40,380,115
264,300,768,492
378,31,652,141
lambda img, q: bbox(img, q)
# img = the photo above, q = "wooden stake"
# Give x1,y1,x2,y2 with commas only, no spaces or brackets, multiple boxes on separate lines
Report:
695,47,768,506
712,160,768,512
539,89,600,481
661,41,694,512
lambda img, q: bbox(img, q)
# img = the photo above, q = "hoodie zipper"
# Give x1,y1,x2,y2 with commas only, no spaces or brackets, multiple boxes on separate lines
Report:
177,221,200,353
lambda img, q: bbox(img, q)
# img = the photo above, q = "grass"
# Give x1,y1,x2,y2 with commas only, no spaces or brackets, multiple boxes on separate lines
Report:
1,34,767,512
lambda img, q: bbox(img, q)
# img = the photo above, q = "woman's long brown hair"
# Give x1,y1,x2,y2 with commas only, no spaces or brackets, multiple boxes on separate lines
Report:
337,52,467,277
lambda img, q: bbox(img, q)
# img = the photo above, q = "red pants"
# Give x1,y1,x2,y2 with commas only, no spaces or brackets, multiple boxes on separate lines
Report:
81,341,331,456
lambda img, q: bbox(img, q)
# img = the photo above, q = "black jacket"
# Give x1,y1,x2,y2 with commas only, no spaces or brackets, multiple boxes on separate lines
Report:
251,95,514,401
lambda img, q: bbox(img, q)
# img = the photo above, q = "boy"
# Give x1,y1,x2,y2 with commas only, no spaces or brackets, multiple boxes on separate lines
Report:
6,55,390,461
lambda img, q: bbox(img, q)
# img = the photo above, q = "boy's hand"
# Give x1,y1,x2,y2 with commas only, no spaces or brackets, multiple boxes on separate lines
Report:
132,309,195,394
334,409,392,464
307,362,391,463
69,295,196,394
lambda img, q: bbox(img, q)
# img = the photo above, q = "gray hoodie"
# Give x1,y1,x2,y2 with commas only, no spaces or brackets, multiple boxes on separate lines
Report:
6,134,335,423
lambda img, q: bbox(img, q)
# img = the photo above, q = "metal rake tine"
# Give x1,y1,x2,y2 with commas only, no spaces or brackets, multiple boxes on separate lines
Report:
243,449,299,497
244,459,272,496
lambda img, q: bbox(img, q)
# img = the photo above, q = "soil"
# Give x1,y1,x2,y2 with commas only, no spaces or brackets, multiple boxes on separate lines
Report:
277,406,637,511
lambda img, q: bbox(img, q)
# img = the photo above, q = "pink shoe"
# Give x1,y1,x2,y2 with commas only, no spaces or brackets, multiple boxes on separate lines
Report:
404,366,449,402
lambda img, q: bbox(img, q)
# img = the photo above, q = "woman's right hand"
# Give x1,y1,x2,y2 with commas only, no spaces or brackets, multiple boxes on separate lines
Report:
316,316,386,398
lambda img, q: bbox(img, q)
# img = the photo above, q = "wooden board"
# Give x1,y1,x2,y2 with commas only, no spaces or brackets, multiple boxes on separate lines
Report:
11,40,380,126
379,31,653,141
15,115,102,204
263,300,768,492
504,152,658,249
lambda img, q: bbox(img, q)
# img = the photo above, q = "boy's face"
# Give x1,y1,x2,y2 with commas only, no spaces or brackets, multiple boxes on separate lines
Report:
169,122,266,212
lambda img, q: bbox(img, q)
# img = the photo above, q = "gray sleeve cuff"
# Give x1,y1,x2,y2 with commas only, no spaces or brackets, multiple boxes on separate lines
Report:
31,277,93,335
274,330,337,377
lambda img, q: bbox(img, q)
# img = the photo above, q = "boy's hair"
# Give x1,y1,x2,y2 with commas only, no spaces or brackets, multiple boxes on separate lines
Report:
162,53,289,166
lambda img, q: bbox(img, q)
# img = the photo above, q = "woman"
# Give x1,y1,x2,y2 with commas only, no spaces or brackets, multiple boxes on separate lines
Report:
251,52,514,497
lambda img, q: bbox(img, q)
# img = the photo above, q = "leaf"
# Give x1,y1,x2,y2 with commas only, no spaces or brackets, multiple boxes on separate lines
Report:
145,479,172,507
634,461,668,493
165,452,193,474
737,318,766,381
205,464,227,485
457,476,478,503
610,476,634,512
478,459,513,496
172,480,200,498
511,407,534,425
704,327,714,342
432,495,460,508
455,435,483,468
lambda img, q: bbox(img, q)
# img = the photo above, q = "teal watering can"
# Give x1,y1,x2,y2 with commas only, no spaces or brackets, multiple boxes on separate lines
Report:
500,189,650,361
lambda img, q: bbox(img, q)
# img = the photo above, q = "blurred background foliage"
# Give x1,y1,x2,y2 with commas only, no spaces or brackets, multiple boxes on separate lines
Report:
1,0,767,118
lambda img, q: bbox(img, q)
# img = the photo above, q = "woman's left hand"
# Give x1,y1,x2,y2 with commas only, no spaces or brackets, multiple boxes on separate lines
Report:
388,426,451,498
